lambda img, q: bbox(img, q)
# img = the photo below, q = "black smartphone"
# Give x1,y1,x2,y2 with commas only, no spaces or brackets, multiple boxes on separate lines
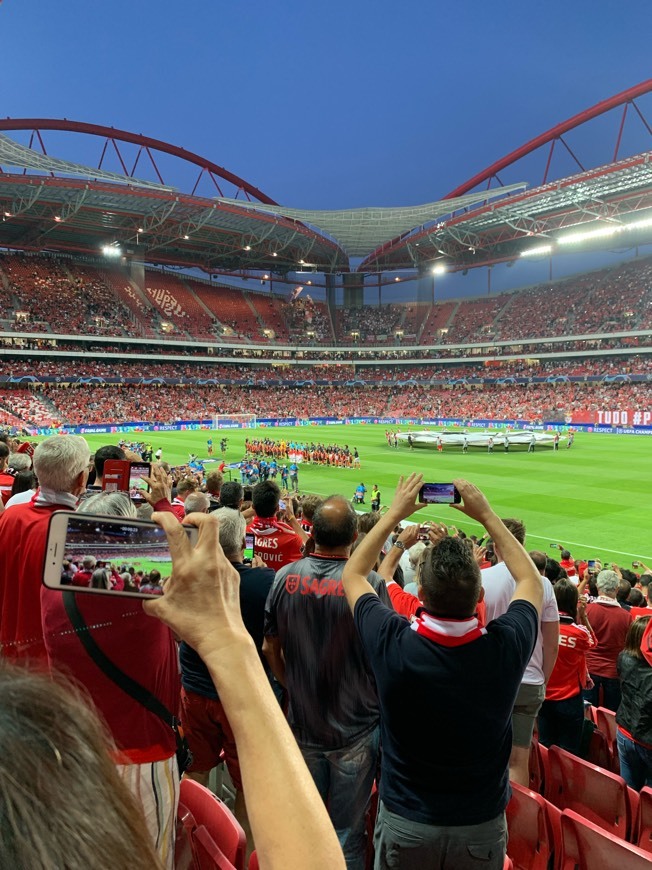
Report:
243,532,255,565
418,483,461,505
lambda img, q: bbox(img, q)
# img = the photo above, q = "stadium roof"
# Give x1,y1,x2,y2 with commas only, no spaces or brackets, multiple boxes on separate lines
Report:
0,81,650,276
360,151,652,272
214,185,526,258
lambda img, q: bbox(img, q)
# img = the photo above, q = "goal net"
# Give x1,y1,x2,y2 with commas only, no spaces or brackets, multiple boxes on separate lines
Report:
212,413,257,430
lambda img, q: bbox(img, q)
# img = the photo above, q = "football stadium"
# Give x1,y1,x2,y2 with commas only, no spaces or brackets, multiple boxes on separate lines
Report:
1,3,652,867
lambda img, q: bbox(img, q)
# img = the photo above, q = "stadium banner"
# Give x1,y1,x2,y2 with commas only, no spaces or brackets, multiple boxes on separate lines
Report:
29,416,652,438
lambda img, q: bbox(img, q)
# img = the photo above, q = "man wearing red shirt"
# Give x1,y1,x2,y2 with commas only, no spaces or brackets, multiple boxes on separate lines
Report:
0,435,90,663
247,481,307,570
0,442,15,505
584,570,632,711
70,555,96,588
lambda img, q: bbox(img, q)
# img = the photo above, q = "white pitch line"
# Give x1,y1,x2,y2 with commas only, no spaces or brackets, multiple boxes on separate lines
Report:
409,509,651,560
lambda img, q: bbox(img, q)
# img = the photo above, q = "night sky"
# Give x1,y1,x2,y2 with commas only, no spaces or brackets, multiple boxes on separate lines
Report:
1,0,651,298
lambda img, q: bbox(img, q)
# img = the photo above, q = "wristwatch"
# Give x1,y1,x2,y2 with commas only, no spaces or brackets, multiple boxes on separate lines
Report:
393,541,407,552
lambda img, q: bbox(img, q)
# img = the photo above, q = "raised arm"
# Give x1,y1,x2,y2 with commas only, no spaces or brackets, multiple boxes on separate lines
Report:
145,512,344,870
452,479,543,616
342,473,425,613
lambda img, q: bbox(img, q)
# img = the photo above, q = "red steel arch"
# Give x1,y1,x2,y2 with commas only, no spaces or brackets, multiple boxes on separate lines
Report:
445,79,652,199
0,118,277,205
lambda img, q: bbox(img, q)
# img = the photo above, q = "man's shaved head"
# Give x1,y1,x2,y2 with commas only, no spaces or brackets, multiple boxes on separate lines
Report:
312,496,358,549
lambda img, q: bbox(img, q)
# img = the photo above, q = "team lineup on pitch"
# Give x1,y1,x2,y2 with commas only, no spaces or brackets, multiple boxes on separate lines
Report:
66,423,651,565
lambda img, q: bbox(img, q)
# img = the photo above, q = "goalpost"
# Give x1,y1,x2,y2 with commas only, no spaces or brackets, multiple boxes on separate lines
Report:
212,413,257,430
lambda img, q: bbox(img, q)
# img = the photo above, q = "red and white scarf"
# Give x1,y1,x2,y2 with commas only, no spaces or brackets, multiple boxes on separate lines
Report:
411,611,487,647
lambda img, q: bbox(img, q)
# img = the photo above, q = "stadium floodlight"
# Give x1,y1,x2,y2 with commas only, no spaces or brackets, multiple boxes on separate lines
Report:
558,225,618,245
243,245,252,251
432,263,447,275
272,251,278,257
520,244,553,257
102,244,122,258
627,216,652,231
183,234,189,240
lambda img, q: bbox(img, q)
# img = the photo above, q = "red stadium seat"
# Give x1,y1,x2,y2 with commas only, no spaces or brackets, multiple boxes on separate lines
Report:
529,739,549,795
179,779,246,870
560,809,652,869
637,787,652,854
506,782,556,870
595,706,619,772
547,745,635,841
248,853,259,870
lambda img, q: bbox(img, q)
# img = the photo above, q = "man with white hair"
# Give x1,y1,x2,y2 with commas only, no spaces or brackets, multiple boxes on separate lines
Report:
179,506,275,851
584,569,632,711
1,452,36,509
183,491,210,515
0,435,90,663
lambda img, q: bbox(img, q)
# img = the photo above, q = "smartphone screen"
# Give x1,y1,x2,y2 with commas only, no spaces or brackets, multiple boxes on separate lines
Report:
43,513,196,599
129,462,150,504
419,483,460,505
243,532,255,565
587,559,596,569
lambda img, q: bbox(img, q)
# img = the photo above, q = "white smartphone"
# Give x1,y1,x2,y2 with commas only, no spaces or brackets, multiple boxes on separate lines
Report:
43,511,198,599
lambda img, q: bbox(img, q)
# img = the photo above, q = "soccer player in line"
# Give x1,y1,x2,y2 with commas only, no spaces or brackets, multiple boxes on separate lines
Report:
207,438,213,456
353,448,361,468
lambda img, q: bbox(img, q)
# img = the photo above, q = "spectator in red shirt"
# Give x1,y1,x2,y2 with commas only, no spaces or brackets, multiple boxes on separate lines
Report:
0,442,14,505
0,435,90,663
538,579,596,755
70,556,96,588
247,481,307,570
41,492,181,868
584,570,633,711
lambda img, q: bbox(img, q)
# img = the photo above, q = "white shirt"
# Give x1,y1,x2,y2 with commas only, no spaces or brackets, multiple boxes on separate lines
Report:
4,488,36,509
481,562,559,685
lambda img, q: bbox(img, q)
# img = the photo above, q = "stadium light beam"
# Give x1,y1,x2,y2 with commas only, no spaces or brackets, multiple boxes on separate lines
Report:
520,244,553,257
102,244,122,258
432,263,447,275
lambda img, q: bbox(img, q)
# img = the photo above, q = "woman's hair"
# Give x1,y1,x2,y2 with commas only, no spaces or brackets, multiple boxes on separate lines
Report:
91,568,110,590
10,469,37,497
623,616,652,661
623,616,652,659
0,665,160,869
554,578,578,617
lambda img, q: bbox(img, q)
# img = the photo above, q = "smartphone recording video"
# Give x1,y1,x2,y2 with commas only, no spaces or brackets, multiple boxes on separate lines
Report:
418,483,461,505
243,532,255,565
128,462,151,504
43,512,197,599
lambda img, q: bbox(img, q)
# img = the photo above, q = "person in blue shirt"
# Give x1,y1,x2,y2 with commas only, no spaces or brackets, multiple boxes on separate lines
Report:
280,465,289,487
289,462,299,493
354,483,366,504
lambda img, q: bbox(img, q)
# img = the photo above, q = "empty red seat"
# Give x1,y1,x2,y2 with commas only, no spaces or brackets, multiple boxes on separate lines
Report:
637,786,652,854
179,779,246,870
560,808,652,869
547,745,635,841
595,706,619,772
506,782,556,870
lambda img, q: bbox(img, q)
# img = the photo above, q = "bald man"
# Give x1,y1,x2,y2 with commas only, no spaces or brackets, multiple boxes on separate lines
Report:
264,496,390,870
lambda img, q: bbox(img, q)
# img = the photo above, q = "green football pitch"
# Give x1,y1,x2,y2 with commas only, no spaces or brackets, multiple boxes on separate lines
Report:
70,424,651,566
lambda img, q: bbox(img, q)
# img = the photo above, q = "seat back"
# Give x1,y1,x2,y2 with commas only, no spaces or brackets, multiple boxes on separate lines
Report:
248,853,260,870
179,779,246,870
561,809,652,870
506,782,553,870
529,740,549,795
637,786,652,854
548,745,633,840
595,706,619,772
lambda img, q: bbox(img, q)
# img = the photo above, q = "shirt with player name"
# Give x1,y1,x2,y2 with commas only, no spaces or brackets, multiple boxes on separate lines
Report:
545,615,595,701
265,554,390,749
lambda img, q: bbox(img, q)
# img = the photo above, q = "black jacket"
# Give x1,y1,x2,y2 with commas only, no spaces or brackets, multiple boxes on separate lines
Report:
617,651,652,745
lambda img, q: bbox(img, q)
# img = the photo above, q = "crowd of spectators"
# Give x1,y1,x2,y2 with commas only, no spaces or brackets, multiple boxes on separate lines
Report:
0,433,651,869
1,379,649,428
3,252,652,350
